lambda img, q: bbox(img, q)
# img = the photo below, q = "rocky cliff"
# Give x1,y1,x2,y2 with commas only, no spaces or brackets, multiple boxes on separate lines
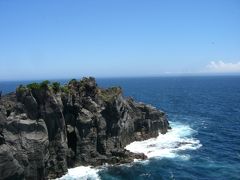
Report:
0,77,170,179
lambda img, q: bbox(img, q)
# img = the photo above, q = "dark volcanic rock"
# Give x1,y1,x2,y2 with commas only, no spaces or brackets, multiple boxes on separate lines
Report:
0,77,170,179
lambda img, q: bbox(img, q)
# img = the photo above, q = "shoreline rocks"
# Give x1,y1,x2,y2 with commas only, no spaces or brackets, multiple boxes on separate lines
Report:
0,77,170,179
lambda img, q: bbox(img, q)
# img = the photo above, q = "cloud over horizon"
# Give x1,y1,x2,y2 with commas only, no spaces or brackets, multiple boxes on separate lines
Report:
206,61,240,73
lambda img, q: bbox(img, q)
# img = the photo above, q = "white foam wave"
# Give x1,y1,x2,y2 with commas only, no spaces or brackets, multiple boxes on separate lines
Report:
58,166,100,180
125,121,202,160
59,122,201,179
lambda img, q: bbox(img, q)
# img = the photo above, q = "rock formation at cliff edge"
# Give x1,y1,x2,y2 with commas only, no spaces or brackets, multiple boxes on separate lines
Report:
0,77,170,179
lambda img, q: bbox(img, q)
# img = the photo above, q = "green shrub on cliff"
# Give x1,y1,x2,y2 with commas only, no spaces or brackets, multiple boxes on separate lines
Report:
52,82,60,93
61,86,70,93
68,79,78,87
99,87,122,102
69,79,77,83
25,80,50,91
16,84,26,93
40,80,50,88
27,83,41,90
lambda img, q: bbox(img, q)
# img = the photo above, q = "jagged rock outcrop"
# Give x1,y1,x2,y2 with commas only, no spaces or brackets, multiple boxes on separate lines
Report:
0,77,170,179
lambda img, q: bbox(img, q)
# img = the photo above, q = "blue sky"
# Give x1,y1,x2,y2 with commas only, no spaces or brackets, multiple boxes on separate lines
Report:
0,0,240,80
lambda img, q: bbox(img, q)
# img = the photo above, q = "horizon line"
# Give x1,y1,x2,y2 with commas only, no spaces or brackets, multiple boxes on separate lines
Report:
1,73,240,82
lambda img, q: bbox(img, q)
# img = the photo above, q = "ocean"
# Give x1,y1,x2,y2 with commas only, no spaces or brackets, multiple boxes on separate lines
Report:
1,76,240,180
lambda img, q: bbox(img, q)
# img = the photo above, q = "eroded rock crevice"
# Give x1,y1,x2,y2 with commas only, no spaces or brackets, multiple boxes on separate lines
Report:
0,77,170,179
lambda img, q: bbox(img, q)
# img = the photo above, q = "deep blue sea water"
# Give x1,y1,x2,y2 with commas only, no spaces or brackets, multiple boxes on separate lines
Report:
1,76,240,180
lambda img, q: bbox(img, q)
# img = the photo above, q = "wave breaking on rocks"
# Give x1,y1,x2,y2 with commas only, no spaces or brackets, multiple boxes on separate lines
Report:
0,77,170,179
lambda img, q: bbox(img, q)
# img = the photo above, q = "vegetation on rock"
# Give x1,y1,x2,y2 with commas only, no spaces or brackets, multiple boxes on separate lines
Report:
40,80,50,88
52,82,61,93
0,77,170,179
98,87,122,102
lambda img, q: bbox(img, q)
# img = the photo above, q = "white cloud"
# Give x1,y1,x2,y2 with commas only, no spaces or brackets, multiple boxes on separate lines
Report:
206,61,240,73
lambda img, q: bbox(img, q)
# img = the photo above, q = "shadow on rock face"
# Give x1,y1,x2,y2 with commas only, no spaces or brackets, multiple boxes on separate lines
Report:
0,77,170,179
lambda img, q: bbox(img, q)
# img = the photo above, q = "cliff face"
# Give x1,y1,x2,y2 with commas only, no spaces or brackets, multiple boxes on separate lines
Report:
0,77,170,179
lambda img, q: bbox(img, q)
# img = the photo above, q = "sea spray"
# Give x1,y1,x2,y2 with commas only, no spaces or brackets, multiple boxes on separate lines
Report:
125,121,202,160
58,166,101,180
59,122,201,179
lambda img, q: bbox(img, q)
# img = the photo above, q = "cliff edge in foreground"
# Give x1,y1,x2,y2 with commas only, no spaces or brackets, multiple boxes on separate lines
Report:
0,77,170,179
